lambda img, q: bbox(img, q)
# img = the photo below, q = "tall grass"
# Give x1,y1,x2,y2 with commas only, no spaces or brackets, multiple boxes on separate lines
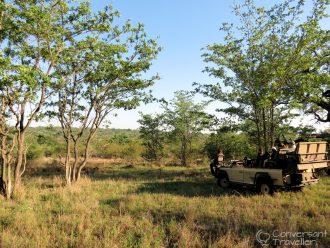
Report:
0,165,329,247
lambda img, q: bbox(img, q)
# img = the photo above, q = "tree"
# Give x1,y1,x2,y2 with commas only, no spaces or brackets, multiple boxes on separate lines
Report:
138,113,165,162
195,0,330,152
203,130,256,161
0,0,89,198
163,91,210,166
283,7,330,122
50,3,160,184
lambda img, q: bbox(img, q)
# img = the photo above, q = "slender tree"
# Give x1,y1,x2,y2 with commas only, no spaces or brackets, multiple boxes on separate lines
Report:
50,6,160,184
163,91,210,166
0,0,94,198
138,113,165,162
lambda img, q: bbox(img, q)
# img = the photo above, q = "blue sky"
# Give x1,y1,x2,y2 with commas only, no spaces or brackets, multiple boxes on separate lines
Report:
90,0,329,130
92,0,232,129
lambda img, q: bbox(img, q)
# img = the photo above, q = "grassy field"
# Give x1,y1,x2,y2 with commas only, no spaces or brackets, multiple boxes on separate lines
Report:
0,164,329,248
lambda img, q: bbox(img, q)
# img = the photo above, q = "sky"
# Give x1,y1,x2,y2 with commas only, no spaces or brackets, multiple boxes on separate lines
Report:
88,0,330,130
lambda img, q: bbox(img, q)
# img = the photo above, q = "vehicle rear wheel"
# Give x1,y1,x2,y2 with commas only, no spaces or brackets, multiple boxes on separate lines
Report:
218,176,229,188
292,187,303,192
257,180,273,195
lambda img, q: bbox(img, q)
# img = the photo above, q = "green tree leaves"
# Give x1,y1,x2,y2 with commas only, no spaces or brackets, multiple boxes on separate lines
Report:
197,0,330,151
138,113,165,162
162,91,211,166
0,0,160,191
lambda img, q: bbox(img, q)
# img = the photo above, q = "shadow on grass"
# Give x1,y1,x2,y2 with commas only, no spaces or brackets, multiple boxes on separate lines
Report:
136,181,256,197
27,165,257,197
26,166,63,178
92,167,206,182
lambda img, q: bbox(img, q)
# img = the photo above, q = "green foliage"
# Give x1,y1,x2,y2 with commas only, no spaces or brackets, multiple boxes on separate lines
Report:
138,113,165,161
26,127,66,159
196,0,330,151
25,0,160,183
83,129,142,160
108,134,131,145
162,91,211,166
26,144,44,160
204,131,257,161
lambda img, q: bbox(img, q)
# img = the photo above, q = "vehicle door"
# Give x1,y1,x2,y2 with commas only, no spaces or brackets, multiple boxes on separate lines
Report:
227,167,244,183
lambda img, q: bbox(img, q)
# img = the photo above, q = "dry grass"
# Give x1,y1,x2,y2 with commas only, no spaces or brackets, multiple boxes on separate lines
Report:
0,164,329,247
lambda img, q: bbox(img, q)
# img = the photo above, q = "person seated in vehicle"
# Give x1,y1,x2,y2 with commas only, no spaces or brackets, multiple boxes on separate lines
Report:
243,156,248,167
261,151,270,168
210,148,224,176
211,148,223,165
287,140,296,153
270,147,278,160
232,160,244,168
274,138,282,148
217,149,224,166
255,148,263,167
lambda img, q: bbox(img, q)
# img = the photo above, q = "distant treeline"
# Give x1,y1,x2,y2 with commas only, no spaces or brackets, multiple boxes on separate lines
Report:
26,125,329,166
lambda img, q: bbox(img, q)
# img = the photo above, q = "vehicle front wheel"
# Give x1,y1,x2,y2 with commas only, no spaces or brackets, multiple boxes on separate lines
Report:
218,176,229,188
257,180,273,195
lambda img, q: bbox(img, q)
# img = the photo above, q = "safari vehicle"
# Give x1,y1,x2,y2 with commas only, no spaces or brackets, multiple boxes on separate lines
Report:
211,141,328,194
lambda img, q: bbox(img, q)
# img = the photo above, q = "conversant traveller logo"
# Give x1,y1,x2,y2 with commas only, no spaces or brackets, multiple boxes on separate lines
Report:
256,229,327,246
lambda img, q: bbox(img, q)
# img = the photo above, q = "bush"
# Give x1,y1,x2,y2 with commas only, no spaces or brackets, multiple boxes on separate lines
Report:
26,145,44,160
204,132,257,161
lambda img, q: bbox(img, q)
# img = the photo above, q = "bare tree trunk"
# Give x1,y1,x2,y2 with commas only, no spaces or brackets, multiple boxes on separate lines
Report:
1,134,14,199
180,135,185,166
14,131,25,188
188,137,192,166
64,138,71,185
76,130,95,181
270,107,275,148
0,149,4,193
5,163,12,200
71,140,79,182
1,140,8,198
262,108,268,152
254,109,262,150
1,151,12,199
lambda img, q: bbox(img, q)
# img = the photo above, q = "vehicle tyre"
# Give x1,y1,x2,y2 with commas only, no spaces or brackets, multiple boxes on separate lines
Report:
218,176,229,188
257,179,273,195
210,162,217,177
292,187,303,192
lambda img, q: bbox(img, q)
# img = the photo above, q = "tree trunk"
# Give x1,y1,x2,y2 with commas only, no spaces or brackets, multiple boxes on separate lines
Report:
262,108,268,152
180,135,187,166
270,107,275,148
1,136,12,199
64,138,71,185
75,130,94,181
5,164,12,200
254,109,262,150
14,131,25,188
71,140,79,182
2,156,12,199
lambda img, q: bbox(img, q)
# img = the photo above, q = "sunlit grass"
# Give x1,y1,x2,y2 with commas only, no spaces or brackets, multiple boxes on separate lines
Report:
0,165,329,247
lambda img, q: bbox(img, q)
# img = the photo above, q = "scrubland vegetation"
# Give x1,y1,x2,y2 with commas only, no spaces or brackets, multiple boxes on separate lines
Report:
1,164,329,248
1,0,330,247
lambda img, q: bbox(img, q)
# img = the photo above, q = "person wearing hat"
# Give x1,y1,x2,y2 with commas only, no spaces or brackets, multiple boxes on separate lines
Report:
288,140,296,152
270,146,277,160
